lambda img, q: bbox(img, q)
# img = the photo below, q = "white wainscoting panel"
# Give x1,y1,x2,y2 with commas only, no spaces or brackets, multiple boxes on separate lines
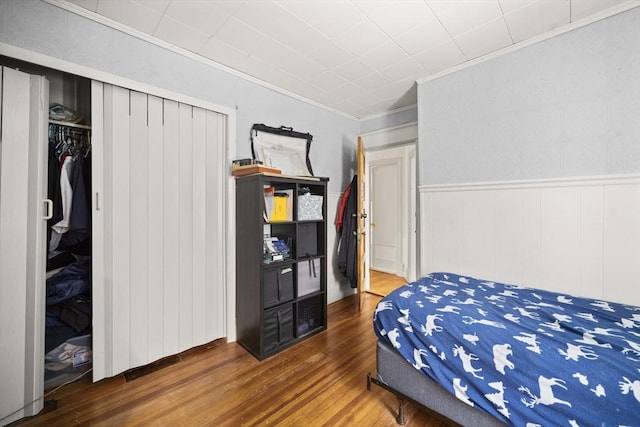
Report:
420,176,640,306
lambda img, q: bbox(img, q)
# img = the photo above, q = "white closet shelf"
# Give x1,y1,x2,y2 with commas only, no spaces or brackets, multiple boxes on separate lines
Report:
49,119,91,130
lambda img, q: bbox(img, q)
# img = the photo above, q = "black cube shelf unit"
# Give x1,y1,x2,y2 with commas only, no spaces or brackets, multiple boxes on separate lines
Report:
235,174,328,360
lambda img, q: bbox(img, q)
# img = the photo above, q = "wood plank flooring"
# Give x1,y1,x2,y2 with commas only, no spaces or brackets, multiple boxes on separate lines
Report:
368,270,408,297
14,292,450,426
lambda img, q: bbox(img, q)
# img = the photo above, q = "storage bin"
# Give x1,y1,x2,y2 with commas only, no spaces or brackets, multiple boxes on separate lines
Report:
298,193,323,221
297,223,318,257
263,304,294,353
297,258,321,297
263,266,294,308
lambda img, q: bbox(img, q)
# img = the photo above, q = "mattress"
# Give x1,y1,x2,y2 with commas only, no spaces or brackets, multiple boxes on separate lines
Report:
373,272,640,426
376,339,505,426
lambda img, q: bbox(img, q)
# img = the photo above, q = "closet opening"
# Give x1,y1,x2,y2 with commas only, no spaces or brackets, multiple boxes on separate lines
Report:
1,55,93,391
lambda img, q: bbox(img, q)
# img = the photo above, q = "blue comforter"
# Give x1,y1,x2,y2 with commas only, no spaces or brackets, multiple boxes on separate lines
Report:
373,272,640,426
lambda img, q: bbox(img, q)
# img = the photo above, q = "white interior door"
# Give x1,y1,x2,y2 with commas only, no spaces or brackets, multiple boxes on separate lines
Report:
0,67,48,425
369,159,402,274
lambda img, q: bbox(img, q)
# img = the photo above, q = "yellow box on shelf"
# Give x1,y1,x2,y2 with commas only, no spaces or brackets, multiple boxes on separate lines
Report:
270,191,293,222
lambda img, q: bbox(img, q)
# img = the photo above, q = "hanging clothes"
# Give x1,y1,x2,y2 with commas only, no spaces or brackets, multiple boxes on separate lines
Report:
58,154,91,253
47,143,64,250
336,175,358,288
47,123,92,255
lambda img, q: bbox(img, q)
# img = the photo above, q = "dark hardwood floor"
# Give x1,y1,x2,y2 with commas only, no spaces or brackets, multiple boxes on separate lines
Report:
14,292,449,426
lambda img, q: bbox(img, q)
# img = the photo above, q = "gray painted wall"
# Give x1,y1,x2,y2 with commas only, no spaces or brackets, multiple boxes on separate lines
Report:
418,6,640,186
359,106,418,136
0,0,358,192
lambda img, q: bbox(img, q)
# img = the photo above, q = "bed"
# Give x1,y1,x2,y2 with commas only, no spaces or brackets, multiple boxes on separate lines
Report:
368,272,640,426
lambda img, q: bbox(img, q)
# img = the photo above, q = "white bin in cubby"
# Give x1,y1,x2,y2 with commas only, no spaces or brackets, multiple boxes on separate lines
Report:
297,258,321,297
297,193,323,221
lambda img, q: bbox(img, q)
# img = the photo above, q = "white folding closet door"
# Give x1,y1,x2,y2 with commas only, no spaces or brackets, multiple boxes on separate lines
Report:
91,82,227,381
0,68,48,425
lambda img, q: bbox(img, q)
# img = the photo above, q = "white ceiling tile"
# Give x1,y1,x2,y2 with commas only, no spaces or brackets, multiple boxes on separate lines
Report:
241,55,305,91
436,0,503,37
334,82,366,99
395,17,450,56
266,71,310,97
379,58,426,82
308,71,349,92
134,0,169,14
454,17,513,58
68,0,99,12
349,90,385,107
233,1,296,37
426,0,465,14
97,0,162,34
214,17,266,55
352,71,392,91
370,96,412,113
233,0,328,55
504,0,569,43
374,82,413,100
349,0,392,16
498,0,537,14
295,83,335,105
358,41,410,70
305,38,354,69
250,40,326,81
276,0,367,40
366,0,440,39
414,38,467,74
199,38,250,70
163,1,230,36
209,0,247,15
333,59,375,81
332,19,391,56
271,24,329,58
331,98,362,115
570,0,622,21
154,15,210,52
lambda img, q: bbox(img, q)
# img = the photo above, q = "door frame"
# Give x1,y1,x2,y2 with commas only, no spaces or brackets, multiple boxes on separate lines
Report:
360,122,418,290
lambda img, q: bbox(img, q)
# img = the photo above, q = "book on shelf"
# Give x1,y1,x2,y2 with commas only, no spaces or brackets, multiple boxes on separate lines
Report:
263,186,275,222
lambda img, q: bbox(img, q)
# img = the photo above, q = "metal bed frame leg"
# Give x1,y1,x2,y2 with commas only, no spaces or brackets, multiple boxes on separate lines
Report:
396,396,407,425
367,372,407,425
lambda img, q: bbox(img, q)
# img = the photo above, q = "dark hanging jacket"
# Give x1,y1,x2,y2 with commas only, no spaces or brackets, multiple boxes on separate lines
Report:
337,175,358,288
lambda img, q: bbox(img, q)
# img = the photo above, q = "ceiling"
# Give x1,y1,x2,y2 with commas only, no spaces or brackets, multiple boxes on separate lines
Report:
60,0,630,119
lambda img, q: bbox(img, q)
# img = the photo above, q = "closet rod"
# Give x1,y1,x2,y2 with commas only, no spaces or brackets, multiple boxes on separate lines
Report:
49,119,91,130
